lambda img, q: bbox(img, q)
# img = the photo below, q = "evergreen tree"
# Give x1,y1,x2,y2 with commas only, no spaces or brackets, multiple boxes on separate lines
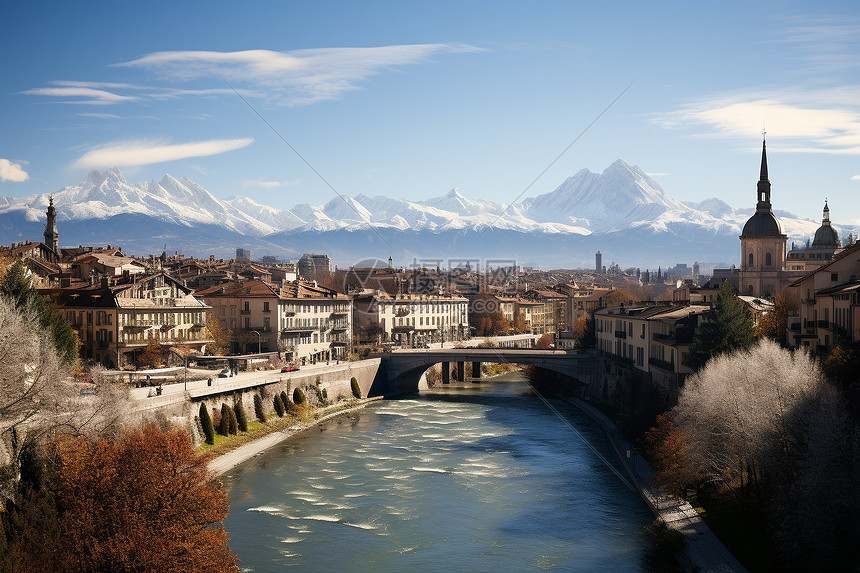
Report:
218,404,230,436
227,406,238,435
293,387,306,405
233,400,248,433
280,390,289,408
253,394,266,424
685,280,756,371
199,403,215,445
350,377,361,399
273,394,285,417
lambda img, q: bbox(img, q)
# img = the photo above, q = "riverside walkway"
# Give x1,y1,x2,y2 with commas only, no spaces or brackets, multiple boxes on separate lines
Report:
568,397,748,573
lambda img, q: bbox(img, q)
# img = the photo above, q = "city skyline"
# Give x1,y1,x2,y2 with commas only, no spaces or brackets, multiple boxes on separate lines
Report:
2,1,859,224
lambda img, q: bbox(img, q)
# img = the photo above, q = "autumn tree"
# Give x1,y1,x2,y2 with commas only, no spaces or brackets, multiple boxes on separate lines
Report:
684,280,755,371
755,290,798,344
5,426,239,572
205,311,232,355
535,333,553,349
513,310,529,334
644,412,698,497
600,288,638,308
138,338,164,369
574,315,596,349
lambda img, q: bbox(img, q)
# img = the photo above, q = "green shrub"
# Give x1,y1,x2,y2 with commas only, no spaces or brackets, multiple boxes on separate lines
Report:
273,394,285,417
254,394,266,423
233,400,248,432
293,387,306,405
227,405,238,435
199,403,215,445
280,390,289,407
350,377,361,399
218,404,230,436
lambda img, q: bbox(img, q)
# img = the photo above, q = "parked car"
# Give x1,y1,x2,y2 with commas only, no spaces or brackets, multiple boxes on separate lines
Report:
217,368,231,378
281,365,300,372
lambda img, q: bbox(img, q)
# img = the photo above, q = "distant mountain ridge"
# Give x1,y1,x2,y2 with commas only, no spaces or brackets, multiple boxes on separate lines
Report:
0,161,848,268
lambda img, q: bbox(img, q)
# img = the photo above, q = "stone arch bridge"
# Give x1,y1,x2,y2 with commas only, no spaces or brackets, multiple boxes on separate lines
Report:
369,348,598,397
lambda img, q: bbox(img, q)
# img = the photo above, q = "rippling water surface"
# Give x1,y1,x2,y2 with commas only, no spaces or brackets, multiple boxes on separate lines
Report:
222,375,674,572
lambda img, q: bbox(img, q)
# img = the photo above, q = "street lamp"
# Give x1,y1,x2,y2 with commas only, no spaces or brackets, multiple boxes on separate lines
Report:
251,330,261,354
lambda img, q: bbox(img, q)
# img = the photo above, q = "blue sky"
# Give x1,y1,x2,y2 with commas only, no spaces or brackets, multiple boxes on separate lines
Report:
2,0,859,223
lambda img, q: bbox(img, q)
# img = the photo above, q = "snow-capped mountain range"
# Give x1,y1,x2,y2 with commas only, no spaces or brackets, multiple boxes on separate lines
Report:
0,160,847,267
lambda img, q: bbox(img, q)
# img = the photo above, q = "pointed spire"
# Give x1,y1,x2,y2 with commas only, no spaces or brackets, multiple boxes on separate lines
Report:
756,134,772,211
822,199,830,224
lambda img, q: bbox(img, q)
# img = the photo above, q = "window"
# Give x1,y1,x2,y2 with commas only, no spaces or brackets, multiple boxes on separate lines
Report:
243,301,250,312
832,273,839,282
263,301,270,312
749,252,754,267
641,324,645,339
765,252,772,267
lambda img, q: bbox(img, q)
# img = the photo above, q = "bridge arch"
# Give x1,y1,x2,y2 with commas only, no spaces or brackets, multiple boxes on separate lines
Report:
369,349,598,397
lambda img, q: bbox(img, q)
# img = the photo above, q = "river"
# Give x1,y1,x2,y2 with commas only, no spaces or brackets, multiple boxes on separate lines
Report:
222,374,676,571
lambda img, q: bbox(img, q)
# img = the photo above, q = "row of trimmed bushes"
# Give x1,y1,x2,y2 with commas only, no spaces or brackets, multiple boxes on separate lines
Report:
198,377,364,445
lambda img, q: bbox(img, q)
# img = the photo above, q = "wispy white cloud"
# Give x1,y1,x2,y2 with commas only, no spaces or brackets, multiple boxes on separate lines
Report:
22,86,139,105
0,159,30,182
115,44,485,106
77,112,123,119
242,179,299,189
653,91,860,155
72,137,254,168
852,175,860,181
772,17,860,74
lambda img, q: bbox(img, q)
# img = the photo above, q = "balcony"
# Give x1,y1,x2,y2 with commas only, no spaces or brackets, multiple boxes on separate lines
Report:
652,332,673,342
614,330,627,339
816,320,830,328
330,310,349,318
240,309,251,315
282,325,315,333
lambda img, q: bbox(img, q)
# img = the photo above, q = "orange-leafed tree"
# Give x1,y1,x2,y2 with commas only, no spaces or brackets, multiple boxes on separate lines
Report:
535,333,553,349
11,425,239,573
644,411,698,497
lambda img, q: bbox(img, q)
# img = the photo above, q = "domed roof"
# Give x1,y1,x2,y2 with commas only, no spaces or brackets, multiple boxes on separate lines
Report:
812,222,839,248
742,211,782,238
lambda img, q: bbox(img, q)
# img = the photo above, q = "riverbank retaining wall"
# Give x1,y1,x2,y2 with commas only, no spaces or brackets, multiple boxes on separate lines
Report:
134,358,381,446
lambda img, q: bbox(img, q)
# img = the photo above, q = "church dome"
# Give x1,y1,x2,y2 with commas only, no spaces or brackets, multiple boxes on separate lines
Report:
812,201,839,248
742,211,782,238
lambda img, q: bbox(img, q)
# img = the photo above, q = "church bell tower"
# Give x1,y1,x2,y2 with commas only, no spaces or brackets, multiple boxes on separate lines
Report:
44,196,59,254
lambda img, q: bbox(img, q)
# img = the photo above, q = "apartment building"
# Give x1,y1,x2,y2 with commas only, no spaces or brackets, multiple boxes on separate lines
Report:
50,272,211,368
197,279,352,364
787,242,860,352
595,303,710,393
352,291,469,347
